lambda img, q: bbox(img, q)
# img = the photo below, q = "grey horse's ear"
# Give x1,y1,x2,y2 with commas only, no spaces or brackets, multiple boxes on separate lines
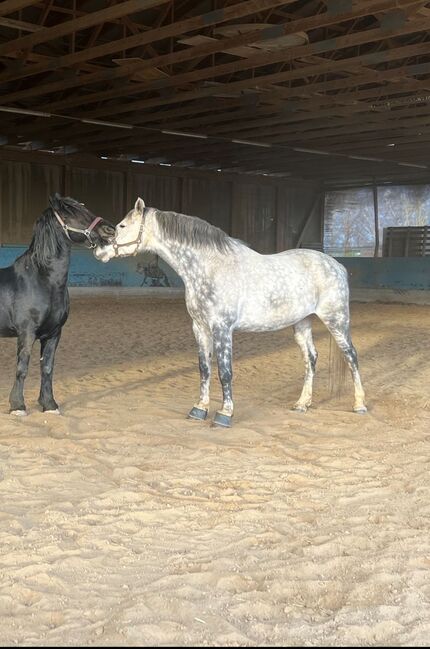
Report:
134,197,145,214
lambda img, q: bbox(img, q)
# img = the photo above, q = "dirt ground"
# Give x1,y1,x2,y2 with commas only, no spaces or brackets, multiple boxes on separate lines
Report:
0,296,429,647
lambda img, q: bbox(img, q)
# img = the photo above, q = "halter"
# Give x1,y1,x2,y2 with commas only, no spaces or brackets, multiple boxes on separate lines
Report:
53,209,103,249
111,212,145,257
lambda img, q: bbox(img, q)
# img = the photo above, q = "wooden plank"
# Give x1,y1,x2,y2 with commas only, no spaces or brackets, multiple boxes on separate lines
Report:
0,1,40,18
76,40,430,121
0,0,171,56
53,78,430,158
0,0,292,84
0,17,43,32
26,68,430,153
0,0,417,104
42,16,430,116
0,147,291,185
383,226,430,256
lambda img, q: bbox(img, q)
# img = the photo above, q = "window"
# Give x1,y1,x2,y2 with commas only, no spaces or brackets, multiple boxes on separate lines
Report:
324,188,375,256
324,184,430,256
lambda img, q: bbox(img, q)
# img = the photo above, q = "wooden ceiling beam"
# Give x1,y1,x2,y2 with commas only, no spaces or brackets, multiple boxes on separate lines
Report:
266,113,430,148
0,16,43,32
311,128,430,153
210,82,430,138
69,40,430,122
0,0,416,105
0,1,41,18
39,12,430,117
44,53,430,147
0,0,292,84
73,80,429,155
0,93,257,143
92,135,424,179
3,49,430,152
0,0,171,56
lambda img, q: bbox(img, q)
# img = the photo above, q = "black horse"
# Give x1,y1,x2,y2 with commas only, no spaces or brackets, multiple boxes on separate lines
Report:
0,193,115,416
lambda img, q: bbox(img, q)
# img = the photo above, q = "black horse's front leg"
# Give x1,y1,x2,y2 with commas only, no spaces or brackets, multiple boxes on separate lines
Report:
38,332,61,413
213,327,234,428
9,332,35,415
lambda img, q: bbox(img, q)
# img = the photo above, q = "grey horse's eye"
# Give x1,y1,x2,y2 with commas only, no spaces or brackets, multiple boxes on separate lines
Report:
119,224,126,228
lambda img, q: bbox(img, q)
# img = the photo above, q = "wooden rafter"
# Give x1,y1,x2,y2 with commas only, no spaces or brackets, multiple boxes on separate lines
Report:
1,0,430,184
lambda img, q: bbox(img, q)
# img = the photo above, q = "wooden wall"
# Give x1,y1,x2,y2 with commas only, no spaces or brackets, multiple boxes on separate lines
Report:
0,151,323,252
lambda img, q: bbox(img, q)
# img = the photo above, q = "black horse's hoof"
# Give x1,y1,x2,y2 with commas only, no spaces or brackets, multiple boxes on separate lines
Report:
188,406,208,421
10,409,27,417
212,412,233,428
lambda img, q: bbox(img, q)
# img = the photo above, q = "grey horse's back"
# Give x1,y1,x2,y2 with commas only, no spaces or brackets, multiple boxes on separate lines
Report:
270,248,348,290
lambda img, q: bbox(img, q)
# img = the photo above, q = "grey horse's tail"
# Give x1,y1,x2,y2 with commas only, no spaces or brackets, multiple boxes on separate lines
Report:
328,336,347,397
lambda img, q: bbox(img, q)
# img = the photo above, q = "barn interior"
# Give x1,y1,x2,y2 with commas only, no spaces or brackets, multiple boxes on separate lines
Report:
0,0,430,279
1,2,430,647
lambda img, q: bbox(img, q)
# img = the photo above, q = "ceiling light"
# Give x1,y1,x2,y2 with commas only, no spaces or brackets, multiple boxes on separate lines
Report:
293,147,331,155
0,106,51,117
232,139,272,147
162,130,208,139
81,118,133,129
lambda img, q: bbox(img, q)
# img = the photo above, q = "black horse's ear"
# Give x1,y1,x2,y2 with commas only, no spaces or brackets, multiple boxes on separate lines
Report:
49,193,62,211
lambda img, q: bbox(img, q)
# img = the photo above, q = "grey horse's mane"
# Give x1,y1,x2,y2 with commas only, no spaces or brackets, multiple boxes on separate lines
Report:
153,208,234,254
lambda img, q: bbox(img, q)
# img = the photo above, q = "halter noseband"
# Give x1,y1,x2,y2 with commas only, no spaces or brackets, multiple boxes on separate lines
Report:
111,212,145,257
53,209,103,249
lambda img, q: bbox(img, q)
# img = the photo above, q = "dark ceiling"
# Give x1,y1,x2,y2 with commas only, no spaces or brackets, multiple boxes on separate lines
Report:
2,0,430,186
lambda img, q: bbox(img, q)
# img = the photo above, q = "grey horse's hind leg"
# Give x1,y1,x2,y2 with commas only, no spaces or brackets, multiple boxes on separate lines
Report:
188,321,213,420
212,326,233,427
292,316,318,413
320,317,366,413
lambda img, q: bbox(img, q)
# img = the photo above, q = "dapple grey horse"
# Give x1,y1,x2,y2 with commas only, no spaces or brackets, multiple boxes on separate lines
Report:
95,198,366,427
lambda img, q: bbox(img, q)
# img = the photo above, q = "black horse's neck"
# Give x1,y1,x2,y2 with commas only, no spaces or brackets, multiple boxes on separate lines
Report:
27,208,71,283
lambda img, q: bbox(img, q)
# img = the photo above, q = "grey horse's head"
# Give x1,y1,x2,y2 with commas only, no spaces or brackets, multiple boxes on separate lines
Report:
94,197,147,262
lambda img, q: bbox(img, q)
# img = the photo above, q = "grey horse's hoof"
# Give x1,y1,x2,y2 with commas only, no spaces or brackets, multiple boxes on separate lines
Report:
292,404,308,413
188,406,208,421
44,408,61,415
212,412,233,428
353,406,368,415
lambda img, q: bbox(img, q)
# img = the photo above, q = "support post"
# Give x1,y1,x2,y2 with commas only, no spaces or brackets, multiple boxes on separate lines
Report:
295,190,321,248
373,183,379,257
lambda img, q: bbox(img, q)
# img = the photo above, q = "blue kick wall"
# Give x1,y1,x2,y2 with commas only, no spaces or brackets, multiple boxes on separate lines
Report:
337,257,430,290
1,245,429,291
0,245,183,288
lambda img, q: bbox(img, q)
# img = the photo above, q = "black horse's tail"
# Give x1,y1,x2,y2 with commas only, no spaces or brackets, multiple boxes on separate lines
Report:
328,335,348,397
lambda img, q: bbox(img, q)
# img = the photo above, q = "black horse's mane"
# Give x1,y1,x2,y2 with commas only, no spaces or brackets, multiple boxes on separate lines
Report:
28,196,93,267
154,208,234,254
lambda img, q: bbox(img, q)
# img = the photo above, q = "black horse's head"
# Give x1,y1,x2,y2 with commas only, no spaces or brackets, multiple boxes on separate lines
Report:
48,193,115,248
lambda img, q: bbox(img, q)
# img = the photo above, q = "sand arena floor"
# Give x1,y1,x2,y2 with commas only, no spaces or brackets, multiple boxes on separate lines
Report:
0,296,429,647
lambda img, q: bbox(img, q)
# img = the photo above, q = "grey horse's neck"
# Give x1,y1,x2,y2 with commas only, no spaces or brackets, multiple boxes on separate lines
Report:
147,209,233,287
150,237,212,287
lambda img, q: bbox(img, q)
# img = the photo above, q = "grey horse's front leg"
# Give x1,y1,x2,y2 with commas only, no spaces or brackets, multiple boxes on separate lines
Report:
188,322,213,421
212,326,233,428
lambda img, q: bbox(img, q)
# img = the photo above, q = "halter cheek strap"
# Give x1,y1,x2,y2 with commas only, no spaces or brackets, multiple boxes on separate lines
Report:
53,210,103,248
112,212,145,257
